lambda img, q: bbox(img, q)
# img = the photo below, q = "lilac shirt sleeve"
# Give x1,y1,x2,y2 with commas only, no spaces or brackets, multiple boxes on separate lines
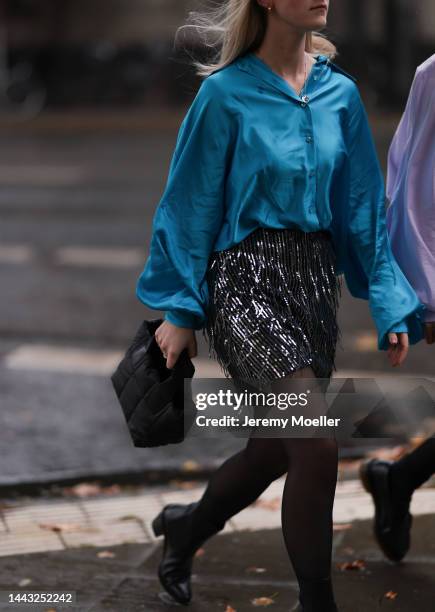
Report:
386,55,435,323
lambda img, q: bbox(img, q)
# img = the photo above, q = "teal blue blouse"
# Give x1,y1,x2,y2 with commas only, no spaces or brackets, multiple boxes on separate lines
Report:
137,51,426,351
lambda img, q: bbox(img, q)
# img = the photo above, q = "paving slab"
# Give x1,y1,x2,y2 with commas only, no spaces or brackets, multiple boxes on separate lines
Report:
0,518,435,611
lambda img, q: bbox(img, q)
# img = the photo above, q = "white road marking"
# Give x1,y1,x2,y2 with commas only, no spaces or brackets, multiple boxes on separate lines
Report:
4,345,124,376
0,166,85,185
2,348,223,377
0,244,146,268
0,245,34,264
3,342,431,381
55,246,144,268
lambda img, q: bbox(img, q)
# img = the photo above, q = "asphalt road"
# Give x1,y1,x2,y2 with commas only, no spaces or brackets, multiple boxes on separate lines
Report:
0,112,433,488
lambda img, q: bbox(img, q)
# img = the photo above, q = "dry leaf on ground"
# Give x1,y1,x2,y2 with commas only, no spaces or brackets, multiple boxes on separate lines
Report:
251,594,276,606
253,497,281,511
366,445,407,461
333,523,352,531
337,559,366,571
182,460,201,472
97,550,116,558
61,482,121,497
384,591,398,600
169,479,199,490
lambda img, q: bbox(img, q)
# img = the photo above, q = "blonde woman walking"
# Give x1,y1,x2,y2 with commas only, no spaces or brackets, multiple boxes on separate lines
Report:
137,1,426,609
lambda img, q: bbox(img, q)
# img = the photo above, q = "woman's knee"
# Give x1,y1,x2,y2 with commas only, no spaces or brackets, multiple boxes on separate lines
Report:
244,438,288,479
282,437,338,470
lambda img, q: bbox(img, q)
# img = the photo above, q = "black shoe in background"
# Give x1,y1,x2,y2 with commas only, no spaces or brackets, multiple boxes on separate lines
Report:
360,458,413,562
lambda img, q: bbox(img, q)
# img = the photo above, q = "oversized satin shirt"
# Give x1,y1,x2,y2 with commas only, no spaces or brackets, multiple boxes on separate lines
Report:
386,54,435,323
137,51,426,350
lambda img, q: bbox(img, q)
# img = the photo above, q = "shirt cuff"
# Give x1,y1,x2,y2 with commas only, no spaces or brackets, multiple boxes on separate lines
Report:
164,310,204,330
388,320,409,334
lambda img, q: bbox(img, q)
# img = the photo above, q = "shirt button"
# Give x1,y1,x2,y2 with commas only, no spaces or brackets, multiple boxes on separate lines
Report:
300,101,307,107
306,135,313,143
302,95,310,103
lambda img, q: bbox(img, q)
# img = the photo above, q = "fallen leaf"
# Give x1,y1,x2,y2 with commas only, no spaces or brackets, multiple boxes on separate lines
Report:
169,479,199,490
97,550,116,558
181,460,201,472
61,482,121,497
253,497,281,511
337,559,366,571
251,594,277,606
246,566,267,574
333,523,352,531
366,445,407,461
225,606,237,612
18,578,32,586
384,590,398,600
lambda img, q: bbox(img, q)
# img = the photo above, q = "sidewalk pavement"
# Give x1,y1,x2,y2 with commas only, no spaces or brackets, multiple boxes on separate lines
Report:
0,472,434,611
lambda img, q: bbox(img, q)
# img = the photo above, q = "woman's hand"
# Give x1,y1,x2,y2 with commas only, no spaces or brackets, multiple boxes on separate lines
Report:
154,320,197,369
387,332,409,367
424,322,434,345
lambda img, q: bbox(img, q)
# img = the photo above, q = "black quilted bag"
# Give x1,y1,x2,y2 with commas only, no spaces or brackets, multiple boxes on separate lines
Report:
110,318,196,447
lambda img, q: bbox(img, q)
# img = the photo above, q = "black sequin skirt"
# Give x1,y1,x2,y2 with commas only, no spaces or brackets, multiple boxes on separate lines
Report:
202,226,342,389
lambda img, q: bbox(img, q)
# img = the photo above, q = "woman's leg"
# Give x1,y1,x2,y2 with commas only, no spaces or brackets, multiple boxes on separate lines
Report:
190,375,288,527
192,436,288,528
270,366,339,612
154,365,338,609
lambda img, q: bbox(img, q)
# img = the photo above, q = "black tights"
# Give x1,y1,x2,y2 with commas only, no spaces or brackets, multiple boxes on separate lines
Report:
192,367,338,609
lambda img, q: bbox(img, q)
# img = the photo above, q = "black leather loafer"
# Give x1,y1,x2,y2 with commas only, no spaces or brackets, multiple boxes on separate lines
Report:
359,458,412,562
152,501,223,605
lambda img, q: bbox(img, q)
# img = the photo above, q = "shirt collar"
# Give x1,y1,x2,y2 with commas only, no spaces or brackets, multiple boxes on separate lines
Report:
236,51,330,101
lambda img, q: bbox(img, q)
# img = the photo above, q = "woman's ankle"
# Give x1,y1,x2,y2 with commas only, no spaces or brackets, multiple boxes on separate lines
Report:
298,576,337,612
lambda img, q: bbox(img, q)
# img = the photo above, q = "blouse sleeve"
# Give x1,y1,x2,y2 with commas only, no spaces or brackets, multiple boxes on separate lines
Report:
136,77,235,329
342,86,426,350
386,68,435,324
385,82,414,202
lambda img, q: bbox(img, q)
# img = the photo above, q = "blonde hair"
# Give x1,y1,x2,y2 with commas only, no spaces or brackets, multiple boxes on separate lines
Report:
175,0,337,78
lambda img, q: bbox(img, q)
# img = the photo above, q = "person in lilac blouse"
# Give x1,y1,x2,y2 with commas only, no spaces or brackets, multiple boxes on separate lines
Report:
386,54,435,344
360,55,435,568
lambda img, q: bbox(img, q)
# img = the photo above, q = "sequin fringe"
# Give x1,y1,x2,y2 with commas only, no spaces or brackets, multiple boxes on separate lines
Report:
202,227,343,389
